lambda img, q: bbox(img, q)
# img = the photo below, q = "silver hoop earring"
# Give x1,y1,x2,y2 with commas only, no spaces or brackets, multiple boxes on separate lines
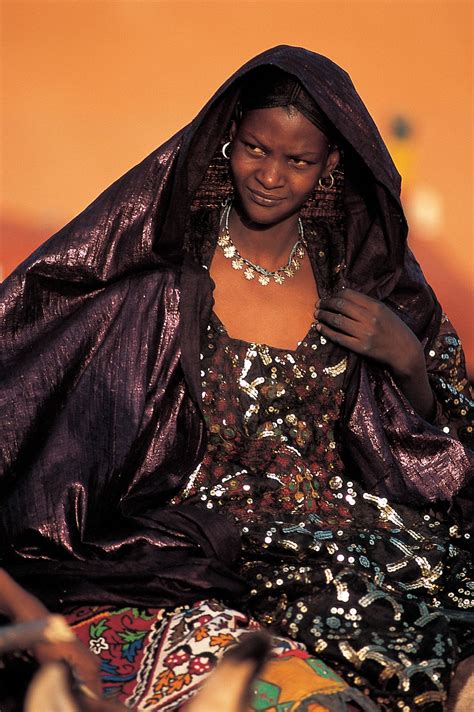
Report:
318,173,335,191
222,142,232,160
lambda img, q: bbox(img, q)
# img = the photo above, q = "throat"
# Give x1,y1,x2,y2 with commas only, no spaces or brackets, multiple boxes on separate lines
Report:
209,244,319,350
230,214,302,268
235,235,304,274
220,202,305,280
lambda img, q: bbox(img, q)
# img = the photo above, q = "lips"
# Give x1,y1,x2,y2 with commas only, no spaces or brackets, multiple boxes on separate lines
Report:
248,188,285,206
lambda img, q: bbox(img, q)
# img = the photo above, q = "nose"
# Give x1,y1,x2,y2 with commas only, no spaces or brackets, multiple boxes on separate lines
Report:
255,158,285,190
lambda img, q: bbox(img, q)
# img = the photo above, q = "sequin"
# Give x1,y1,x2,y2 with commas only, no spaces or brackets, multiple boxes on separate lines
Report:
175,312,347,518
171,311,474,710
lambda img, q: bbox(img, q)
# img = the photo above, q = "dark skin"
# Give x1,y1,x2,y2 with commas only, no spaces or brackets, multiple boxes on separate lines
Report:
211,106,435,420
211,106,338,349
315,289,435,418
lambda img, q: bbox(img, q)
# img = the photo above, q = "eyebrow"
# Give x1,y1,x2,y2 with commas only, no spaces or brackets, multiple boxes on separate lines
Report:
241,130,322,159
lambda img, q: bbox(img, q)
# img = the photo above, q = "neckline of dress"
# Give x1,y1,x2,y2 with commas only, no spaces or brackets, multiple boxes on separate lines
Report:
210,311,318,355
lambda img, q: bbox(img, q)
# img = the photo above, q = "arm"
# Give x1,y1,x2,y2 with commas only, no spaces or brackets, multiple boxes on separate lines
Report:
331,293,473,512
0,569,102,698
315,288,435,419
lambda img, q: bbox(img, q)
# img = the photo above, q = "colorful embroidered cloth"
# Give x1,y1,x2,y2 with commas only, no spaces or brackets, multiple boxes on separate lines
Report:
67,600,373,711
251,649,366,711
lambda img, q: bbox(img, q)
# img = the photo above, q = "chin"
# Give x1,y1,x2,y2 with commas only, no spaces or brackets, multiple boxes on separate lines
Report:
235,194,293,227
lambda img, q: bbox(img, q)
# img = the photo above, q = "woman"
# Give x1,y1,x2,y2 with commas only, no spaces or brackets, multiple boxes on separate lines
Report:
1,46,473,710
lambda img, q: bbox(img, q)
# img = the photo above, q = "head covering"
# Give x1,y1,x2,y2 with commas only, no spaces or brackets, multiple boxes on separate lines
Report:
2,46,471,609
3,45,407,293
161,46,407,301
237,65,336,141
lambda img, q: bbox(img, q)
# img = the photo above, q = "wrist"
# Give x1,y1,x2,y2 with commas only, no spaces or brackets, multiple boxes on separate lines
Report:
388,348,436,420
390,341,425,380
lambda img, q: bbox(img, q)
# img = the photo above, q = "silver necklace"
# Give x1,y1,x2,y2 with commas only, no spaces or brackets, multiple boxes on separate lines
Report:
217,198,306,286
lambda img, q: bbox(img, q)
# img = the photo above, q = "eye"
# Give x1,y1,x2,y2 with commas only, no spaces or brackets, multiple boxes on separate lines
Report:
244,142,266,156
289,157,313,168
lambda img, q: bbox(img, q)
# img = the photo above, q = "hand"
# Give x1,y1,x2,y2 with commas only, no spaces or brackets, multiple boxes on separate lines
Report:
315,289,435,419
315,288,423,377
33,638,102,699
0,569,102,698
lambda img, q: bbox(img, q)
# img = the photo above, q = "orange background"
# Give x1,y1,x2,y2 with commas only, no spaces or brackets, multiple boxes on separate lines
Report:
1,0,473,371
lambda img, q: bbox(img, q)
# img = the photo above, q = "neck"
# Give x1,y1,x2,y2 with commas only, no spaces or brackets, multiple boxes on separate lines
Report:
229,205,302,269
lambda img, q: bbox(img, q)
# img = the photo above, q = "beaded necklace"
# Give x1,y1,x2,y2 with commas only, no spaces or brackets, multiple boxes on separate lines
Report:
217,198,306,286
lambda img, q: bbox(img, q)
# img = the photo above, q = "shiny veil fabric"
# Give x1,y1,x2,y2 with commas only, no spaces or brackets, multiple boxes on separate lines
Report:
1,46,472,609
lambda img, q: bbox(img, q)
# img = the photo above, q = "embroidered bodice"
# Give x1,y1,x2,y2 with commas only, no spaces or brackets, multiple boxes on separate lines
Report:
175,312,356,522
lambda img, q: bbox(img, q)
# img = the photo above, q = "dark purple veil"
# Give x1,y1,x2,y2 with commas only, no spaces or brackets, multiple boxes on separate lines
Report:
1,46,472,608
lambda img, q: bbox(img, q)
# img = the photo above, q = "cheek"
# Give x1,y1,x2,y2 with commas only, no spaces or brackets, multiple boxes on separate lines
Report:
230,154,251,184
293,173,320,200
229,160,241,187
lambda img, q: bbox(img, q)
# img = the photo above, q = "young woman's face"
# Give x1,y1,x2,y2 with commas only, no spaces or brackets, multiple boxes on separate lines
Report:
229,106,339,227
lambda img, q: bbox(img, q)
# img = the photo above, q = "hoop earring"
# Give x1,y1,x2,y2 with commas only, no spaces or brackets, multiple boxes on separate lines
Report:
222,142,232,160
318,173,335,191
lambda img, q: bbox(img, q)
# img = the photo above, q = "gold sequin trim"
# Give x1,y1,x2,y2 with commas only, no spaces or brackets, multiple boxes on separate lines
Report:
323,357,348,377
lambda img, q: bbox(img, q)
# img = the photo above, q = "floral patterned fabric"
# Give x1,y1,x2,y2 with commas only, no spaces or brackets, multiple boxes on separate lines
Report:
66,600,373,711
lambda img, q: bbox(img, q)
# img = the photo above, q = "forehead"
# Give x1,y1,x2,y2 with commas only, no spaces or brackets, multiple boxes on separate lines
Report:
237,107,328,152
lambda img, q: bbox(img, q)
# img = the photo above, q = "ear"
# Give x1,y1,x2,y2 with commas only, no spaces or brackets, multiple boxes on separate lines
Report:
322,146,340,176
229,120,238,141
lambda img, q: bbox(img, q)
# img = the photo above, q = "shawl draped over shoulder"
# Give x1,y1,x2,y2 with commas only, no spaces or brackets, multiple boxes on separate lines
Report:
1,46,472,609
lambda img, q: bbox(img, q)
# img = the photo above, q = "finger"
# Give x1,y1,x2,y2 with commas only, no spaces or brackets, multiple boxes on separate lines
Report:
316,322,366,354
318,289,377,314
316,297,364,324
316,308,361,337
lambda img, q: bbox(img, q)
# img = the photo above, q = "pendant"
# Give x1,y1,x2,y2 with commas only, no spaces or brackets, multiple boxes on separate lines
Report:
244,267,255,280
223,245,236,258
258,274,270,286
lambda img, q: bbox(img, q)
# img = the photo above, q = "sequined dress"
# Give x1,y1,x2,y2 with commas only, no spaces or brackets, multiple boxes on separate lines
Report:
173,312,474,711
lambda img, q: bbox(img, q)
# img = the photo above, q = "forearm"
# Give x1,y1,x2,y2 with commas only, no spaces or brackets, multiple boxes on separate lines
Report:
0,569,49,621
390,349,436,421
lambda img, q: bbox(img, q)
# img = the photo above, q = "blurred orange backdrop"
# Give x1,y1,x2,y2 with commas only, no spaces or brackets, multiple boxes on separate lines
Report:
1,0,473,370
